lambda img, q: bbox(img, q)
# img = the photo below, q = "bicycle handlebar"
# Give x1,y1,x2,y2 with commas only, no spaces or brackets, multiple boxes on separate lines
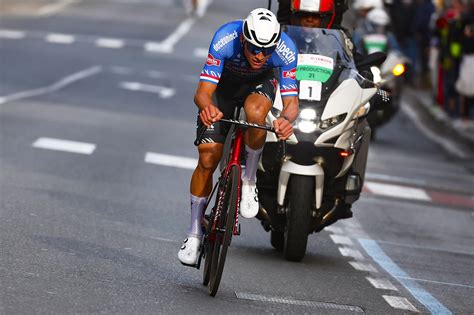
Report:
194,119,275,146
194,119,286,158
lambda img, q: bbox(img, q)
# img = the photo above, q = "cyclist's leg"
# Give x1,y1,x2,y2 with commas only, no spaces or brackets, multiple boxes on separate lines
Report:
244,74,277,179
178,87,236,266
240,73,277,218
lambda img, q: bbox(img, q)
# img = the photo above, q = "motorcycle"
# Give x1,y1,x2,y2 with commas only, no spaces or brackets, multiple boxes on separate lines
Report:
256,26,384,262
362,34,409,139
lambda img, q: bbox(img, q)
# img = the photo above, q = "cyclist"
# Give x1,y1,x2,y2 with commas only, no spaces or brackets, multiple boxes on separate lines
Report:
178,8,299,266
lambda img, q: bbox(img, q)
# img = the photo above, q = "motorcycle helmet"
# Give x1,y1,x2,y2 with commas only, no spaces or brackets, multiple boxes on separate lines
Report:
366,8,390,33
291,0,336,28
243,8,281,48
352,0,384,10
366,8,390,26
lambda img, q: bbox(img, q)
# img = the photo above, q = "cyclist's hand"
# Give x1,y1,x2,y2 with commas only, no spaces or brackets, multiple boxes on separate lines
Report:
273,117,293,140
200,104,223,127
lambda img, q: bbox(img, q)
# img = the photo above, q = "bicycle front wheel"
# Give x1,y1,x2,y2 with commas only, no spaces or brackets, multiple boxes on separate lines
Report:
208,165,239,297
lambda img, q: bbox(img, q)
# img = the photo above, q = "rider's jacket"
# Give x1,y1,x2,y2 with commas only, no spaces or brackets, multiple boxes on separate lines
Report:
200,20,298,97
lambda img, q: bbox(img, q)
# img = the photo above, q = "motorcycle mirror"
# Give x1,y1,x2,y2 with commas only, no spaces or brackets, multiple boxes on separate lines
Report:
356,51,387,69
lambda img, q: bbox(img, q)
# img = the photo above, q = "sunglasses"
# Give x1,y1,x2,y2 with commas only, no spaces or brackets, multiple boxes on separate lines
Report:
294,11,330,20
245,41,276,56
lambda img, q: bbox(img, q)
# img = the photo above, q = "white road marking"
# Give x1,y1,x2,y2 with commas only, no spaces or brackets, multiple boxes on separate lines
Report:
338,247,364,260
382,296,419,312
194,47,208,59
366,277,398,291
0,30,25,39
0,66,102,105
349,261,378,272
145,18,196,53
45,33,75,44
32,138,96,155
330,235,353,246
365,182,431,201
37,0,82,16
145,152,197,169
119,81,175,98
360,239,452,314
95,38,124,49
401,101,469,159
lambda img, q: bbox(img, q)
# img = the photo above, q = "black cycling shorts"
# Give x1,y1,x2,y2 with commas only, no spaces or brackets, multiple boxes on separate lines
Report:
196,71,278,144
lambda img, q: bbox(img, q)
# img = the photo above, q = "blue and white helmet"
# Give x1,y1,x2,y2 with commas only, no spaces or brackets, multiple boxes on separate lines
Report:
243,8,281,48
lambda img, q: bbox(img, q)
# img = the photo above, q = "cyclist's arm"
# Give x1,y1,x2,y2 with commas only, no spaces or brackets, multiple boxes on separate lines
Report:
280,95,298,123
274,95,298,140
194,81,223,127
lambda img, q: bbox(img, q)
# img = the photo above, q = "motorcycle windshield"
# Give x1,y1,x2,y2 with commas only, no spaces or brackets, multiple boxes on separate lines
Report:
283,26,363,104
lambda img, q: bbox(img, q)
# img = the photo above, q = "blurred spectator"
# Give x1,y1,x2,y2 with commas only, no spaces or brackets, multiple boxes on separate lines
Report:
412,0,435,86
434,0,464,116
455,0,474,119
389,0,418,82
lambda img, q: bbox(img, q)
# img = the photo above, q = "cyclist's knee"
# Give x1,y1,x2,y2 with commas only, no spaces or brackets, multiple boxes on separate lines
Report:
198,144,222,171
244,95,271,122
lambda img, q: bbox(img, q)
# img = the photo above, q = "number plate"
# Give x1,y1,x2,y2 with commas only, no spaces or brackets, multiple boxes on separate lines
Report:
299,80,322,101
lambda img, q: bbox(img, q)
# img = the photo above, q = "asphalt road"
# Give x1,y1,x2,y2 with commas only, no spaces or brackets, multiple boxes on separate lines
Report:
1,1,473,314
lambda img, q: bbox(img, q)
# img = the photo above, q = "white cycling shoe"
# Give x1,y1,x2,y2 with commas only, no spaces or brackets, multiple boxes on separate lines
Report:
240,180,259,218
178,236,201,266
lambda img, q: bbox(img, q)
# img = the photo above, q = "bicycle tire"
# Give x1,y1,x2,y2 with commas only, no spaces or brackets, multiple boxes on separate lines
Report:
208,166,239,297
202,233,213,286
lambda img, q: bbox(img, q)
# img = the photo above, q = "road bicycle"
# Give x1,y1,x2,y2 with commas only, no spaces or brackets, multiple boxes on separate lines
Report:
193,107,284,297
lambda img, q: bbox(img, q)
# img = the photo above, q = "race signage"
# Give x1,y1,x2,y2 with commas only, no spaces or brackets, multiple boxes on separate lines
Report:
296,54,334,83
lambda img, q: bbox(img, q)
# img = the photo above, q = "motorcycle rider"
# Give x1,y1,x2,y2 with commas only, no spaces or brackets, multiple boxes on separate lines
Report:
277,0,348,27
352,7,401,55
178,8,299,266
286,0,358,220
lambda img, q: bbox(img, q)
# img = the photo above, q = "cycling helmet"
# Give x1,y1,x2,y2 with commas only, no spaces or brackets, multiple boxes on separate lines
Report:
291,0,336,28
243,8,281,48
366,8,390,26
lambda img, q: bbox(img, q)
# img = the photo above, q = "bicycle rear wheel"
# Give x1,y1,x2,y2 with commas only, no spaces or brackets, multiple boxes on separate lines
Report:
208,166,239,297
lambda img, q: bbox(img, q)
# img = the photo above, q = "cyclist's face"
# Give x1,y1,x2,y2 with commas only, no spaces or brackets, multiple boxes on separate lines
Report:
243,41,273,69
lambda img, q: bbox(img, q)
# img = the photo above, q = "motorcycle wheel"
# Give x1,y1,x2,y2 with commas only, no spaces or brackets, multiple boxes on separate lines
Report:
284,175,313,262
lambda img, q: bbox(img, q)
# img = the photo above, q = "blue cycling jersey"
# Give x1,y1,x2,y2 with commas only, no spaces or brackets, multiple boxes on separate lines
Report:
200,20,298,97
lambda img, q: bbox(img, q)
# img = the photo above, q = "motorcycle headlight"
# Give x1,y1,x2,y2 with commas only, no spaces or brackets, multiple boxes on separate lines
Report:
297,108,318,133
319,113,346,130
392,63,405,76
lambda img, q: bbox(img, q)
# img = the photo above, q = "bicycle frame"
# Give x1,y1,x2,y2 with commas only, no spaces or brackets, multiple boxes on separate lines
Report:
212,126,244,236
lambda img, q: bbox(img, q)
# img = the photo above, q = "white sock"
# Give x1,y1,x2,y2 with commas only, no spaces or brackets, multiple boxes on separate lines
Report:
242,144,263,183
188,194,207,238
